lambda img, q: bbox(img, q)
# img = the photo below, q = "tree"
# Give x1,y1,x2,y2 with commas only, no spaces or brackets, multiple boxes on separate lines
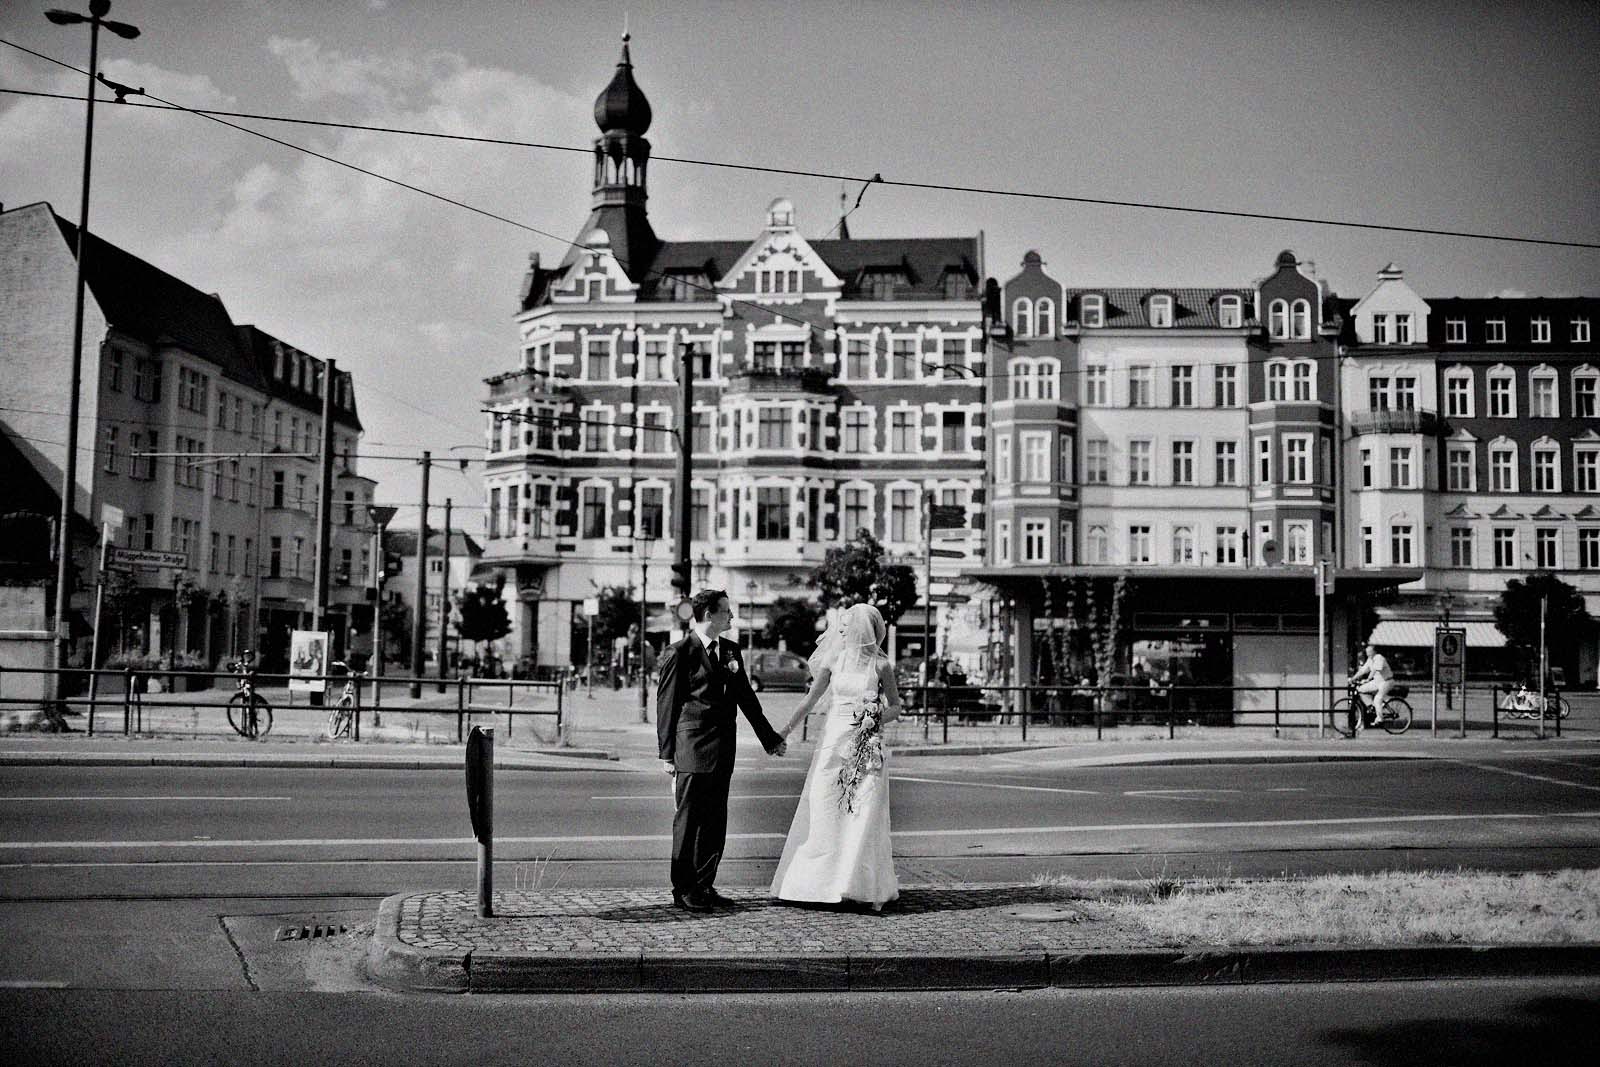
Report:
379,598,412,668
571,585,640,667
803,530,919,626
1494,573,1593,676
763,596,822,656
455,584,512,663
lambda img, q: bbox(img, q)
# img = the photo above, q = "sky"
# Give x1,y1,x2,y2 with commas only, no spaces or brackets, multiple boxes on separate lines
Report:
2,0,1597,532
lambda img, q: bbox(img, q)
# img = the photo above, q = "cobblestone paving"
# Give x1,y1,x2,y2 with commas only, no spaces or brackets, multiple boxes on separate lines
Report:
398,884,1164,955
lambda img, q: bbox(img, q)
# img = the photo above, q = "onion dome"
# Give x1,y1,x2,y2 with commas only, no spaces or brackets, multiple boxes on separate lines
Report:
593,34,652,136
1275,249,1298,268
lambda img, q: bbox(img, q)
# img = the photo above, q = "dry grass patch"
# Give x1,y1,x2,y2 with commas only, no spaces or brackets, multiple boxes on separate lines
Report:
1033,868,1600,946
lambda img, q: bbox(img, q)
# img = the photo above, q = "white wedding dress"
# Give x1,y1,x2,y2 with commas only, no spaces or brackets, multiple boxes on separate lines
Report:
769,657,898,907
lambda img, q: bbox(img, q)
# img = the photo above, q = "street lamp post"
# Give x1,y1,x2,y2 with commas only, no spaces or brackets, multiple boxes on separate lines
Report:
45,0,139,713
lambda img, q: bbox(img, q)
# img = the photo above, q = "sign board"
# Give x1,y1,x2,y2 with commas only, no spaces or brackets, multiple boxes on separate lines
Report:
288,629,329,693
582,597,600,617
465,726,492,844
1435,627,1465,686
106,547,187,571
930,593,971,604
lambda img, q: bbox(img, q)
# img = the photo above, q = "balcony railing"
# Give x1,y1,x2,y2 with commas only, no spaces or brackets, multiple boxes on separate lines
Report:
484,367,569,401
1348,408,1441,436
724,367,833,395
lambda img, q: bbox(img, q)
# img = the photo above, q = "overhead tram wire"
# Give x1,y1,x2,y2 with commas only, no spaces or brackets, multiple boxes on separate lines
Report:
2,76,1596,251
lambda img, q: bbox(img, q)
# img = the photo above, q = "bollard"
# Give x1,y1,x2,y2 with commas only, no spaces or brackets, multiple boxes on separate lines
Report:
353,675,361,742
1274,687,1282,739
465,726,494,918
123,667,133,735
1168,685,1176,741
456,675,467,743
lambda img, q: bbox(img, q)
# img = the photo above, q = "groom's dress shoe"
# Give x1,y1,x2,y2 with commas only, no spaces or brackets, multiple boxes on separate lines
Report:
673,890,715,913
704,888,736,908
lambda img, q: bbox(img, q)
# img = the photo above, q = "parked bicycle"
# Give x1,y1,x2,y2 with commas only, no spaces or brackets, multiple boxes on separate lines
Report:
1500,683,1571,720
1328,679,1413,737
326,662,363,739
226,650,273,739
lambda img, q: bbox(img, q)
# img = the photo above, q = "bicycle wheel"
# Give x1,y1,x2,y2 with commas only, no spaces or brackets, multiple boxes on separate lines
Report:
1555,696,1572,720
1327,697,1355,738
226,691,251,737
241,694,272,739
328,696,353,738
1380,697,1413,734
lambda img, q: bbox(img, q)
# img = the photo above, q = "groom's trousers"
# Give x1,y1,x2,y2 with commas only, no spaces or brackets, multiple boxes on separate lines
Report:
671,763,735,894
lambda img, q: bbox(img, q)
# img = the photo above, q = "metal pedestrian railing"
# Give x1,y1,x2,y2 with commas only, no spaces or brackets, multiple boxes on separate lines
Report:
0,663,564,743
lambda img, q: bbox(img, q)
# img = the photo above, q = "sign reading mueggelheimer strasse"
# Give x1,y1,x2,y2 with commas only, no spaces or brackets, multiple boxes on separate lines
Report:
106,547,188,570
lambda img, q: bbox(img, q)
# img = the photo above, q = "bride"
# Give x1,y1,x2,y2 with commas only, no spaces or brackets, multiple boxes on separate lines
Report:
770,603,902,910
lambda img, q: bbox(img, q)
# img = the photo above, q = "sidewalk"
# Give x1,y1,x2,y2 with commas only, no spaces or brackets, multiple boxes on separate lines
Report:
367,884,1600,993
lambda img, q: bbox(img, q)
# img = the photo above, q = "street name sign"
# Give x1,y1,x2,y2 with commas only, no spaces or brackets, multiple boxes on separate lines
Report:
106,547,187,570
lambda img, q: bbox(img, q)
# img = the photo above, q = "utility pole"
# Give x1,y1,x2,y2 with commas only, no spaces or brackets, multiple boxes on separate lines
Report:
638,537,652,723
438,498,452,692
1539,591,1548,741
47,0,140,712
675,343,695,608
409,452,431,698
923,492,934,690
311,359,337,635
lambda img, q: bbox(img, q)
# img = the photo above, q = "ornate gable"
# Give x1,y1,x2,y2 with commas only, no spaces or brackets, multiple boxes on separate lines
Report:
717,200,843,301
549,228,640,303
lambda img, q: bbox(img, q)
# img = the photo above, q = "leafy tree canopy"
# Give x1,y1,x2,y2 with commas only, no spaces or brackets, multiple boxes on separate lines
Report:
803,530,919,626
762,596,823,655
1494,573,1593,666
455,585,512,652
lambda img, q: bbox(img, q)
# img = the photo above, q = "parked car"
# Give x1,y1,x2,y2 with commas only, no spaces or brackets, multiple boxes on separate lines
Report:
747,650,811,692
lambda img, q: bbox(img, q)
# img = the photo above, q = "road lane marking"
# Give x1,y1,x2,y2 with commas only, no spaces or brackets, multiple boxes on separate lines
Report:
1451,760,1600,794
1124,789,1242,800
0,979,68,988
0,796,291,802
1267,787,1307,792
890,775,1099,796
4,810,1600,850
591,794,799,801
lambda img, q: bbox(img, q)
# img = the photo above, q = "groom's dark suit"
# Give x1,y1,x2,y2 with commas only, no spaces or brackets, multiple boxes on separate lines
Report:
656,631,784,901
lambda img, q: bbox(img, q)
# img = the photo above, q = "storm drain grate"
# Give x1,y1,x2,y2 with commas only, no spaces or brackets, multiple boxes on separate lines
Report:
274,923,350,942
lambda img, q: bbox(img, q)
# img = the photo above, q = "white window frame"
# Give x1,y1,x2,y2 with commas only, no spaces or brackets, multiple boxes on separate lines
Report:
1085,439,1110,484
1087,525,1109,563
996,433,1012,483
1581,528,1600,569
1170,364,1195,407
1535,527,1560,569
1083,365,1109,406
1285,521,1311,564
1394,312,1412,345
1218,295,1242,329
1576,446,1600,493
1372,313,1389,345
1493,527,1517,569
1080,294,1104,328
1128,439,1153,485
1020,431,1051,483
1292,361,1314,401
1022,519,1050,563
1128,365,1154,407
1214,365,1238,407
995,519,1012,564
1574,318,1592,343
1446,443,1476,491
1128,524,1153,564
1214,440,1239,486
1444,369,1474,417
1283,434,1312,484
1487,371,1516,417
1486,319,1507,343
1267,361,1289,401
1532,442,1561,493
1489,441,1518,492
1035,298,1056,338
1388,445,1415,489
1390,524,1415,566
1171,525,1195,565
1531,370,1559,418
1531,316,1551,344
1148,295,1173,328
1255,436,1273,484
1214,525,1240,566
1291,299,1311,340
1171,439,1196,485
1268,299,1288,339
1450,527,1474,568
1011,297,1034,338
1445,318,1466,343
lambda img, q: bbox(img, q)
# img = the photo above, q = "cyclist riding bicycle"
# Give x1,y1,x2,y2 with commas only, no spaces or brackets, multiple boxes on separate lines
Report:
1349,641,1395,731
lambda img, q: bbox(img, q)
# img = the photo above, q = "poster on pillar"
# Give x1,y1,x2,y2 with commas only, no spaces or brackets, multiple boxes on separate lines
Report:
289,630,329,693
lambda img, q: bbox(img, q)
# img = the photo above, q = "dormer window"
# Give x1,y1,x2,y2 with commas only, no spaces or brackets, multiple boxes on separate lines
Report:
1148,294,1173,328
1395,313,1412,345
1532,316,1551,343
1268,299,1288,339
1372,314,1389,345
1446,318,1466,343
1292,299,1312,340
1575,318,1592,343
756,269,801,295
1081,294,1104,328
1011,297,1034,337
663,272,710,302
942,271,971,301
1036,297,1056,337
1218,294,1242,329
1487,318,1506,343
863,271,897,301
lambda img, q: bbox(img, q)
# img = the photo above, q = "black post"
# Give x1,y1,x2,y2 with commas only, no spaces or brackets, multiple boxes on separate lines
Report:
437,498,452,694
676,344,695,608
409,453,431,698
311,359,337,632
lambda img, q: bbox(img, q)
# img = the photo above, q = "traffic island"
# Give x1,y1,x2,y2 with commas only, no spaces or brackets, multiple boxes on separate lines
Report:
365,882,1600,994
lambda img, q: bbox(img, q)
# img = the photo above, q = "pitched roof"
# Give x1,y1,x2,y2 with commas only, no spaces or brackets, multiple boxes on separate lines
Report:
385,529,482,559
1065,287,1256,328
51,212,265,389
235,325,363,432
529,235,980,308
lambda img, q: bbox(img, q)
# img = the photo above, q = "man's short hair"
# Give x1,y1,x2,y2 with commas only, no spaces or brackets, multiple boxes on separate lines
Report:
691,588,728,621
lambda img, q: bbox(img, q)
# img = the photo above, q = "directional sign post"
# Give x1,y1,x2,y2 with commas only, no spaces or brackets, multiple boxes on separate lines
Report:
1434,627,1465,738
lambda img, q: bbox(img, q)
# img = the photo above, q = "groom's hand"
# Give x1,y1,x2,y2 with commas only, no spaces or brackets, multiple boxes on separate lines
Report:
660,759,676,775
769,740,787,757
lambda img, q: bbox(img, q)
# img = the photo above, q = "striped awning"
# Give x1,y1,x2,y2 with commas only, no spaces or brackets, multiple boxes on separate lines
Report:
1367,620,1506,648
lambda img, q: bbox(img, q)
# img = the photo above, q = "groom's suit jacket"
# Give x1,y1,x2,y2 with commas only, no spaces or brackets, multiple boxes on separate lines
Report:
656,633,783,773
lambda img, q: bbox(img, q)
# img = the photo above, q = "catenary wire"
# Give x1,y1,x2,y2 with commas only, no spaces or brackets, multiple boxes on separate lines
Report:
2,78,1596,250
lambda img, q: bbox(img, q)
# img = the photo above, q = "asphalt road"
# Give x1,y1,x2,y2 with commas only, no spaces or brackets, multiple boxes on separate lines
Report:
5,981,1596,1066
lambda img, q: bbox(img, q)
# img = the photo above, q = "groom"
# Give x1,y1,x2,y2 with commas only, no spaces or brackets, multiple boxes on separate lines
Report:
657,588,786,911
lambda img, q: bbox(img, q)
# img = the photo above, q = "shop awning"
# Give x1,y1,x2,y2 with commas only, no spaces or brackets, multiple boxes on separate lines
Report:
1367,620,1506,648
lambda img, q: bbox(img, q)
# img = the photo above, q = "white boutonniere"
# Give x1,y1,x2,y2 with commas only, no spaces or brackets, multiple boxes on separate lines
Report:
723,650,740,674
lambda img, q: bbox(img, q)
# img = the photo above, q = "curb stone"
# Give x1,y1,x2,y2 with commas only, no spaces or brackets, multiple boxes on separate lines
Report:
366,895,469,993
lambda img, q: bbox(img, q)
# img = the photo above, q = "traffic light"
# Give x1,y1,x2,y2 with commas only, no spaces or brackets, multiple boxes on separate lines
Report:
669,559,693,598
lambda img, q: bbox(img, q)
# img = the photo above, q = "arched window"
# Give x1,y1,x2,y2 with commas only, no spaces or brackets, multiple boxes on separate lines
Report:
1293,361,1314,401
1269,299,1288,339
1218,294,1243,329
1011,297,1034,338
1172,526,1195,565
1267,361,1289,401
1148,295,1173,328
1010,360,1034,400
1080,294,1104,328
1291,299,1312,340
1035,298,1056,337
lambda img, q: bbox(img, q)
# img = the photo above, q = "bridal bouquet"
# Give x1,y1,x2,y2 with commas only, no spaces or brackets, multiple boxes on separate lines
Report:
836,696,885,813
